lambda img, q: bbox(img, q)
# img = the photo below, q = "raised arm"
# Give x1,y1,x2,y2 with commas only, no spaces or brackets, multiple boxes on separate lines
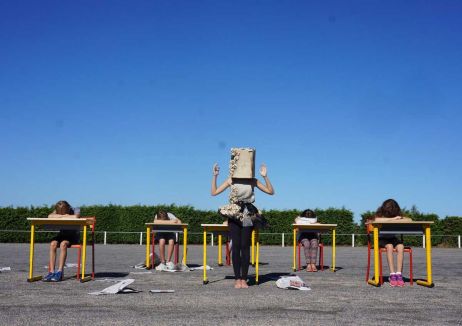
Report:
255,164,275,195
211,163,231,196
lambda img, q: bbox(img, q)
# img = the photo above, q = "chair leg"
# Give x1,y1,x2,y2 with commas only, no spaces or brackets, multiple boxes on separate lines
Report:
174,243,179,265
366,244,371,282
409,249,413,286
379,249,383,285
298,243,301,271
320,245,324,271
151,232,155,268
77,247,81,279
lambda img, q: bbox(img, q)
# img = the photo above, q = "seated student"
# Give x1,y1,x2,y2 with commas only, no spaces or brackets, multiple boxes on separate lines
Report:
370,199,412,287
153,210,182,271
43,200,80,282
294,209,319,272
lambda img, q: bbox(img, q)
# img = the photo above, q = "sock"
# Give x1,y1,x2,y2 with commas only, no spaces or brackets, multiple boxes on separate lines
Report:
396,272,402,275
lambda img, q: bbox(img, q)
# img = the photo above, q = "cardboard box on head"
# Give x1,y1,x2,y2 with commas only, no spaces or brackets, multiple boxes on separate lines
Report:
229,148,256,179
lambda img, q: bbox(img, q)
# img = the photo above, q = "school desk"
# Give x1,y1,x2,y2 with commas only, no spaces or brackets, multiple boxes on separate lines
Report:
366,220,434,287
26,217,95,282
292,223,338,272
145,222,188,269
201,224,260,284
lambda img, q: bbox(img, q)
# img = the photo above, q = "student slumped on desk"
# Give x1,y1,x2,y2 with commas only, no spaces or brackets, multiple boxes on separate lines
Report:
43,200,81,282
153,210,182,271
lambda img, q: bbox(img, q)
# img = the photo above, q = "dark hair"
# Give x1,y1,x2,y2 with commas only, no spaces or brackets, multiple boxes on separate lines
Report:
300,209,316,218
157,210,169,220
376,199,402,218
55,200,71,215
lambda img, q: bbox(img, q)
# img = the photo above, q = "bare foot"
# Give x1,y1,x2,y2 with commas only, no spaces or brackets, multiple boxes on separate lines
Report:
306,264,313,272
234,280,242,289
311,263,318,272
240,280,249,289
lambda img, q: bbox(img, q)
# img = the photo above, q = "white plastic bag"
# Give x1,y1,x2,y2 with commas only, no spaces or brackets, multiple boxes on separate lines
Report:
276,276,311,291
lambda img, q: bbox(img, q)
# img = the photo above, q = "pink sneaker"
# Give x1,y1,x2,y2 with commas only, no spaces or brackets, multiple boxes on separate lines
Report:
389,274,398,287
396,273,405,287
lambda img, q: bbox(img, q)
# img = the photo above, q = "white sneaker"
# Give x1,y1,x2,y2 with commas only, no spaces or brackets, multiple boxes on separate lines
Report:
155,263,166,271
166,261,175,270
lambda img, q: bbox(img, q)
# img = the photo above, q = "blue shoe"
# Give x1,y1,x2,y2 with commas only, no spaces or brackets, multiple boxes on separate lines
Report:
42,272,55,282
50,271,63,282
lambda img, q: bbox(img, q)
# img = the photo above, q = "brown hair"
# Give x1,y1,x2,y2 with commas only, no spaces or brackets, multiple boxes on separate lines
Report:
55,200,71,215
157,210,169,221
300,209,316,218
376,199,402,218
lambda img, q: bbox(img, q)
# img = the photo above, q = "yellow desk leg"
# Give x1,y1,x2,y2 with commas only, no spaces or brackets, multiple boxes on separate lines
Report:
331,228,336,272
183,227,188,265
251,230,255,265
293,227,297,271
27,224,41,282
368,226,380,286
256,232,259,284
80,225,91,282
218,234,223,266
146,227,151,269
417,226,434,287
203,229,208,284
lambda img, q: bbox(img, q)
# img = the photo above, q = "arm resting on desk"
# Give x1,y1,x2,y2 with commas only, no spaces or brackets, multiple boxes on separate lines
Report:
48,213,80,218
373,216,412,222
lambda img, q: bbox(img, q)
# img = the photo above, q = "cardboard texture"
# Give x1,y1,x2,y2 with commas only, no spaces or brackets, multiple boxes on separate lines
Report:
230,148,255,178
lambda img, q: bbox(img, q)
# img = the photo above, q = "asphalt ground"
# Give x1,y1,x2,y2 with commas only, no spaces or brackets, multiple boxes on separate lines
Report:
0,243,461,325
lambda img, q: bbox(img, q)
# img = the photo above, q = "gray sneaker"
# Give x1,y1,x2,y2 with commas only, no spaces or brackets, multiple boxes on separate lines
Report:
166,261,175,270
155,263,166,271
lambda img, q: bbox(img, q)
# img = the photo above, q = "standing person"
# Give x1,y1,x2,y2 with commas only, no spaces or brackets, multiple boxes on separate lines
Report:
371,199,411,287
153,210,182,271
43,200,80,282
211,148,274,289
295,209,319,272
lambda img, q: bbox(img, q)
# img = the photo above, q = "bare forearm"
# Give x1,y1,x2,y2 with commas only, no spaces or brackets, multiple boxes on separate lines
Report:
211,175,218,196
262,176,274,195
48,214,80,219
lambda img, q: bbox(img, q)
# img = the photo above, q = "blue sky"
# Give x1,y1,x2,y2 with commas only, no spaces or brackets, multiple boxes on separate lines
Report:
1,1,461,221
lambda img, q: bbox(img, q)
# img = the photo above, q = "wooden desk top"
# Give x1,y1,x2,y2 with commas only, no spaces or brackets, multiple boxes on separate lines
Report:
292,223,337,229
201,224,229,232
366,220,434,234
145,222,188,227
27,217,92,226
145,222,188,232
367,221,434,225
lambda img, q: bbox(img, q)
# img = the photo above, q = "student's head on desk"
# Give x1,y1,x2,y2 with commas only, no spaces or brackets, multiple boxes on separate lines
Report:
55,200,71,215
376,199,402,218
156,210,168,221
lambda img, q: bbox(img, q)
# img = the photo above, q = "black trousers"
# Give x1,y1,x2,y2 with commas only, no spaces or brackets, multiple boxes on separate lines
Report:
228,218,253,280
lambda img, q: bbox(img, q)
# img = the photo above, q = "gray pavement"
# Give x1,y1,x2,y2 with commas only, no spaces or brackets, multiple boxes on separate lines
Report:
0,243,461,325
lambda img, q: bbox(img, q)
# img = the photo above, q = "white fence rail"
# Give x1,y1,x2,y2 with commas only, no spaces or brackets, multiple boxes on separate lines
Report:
0,230,461,248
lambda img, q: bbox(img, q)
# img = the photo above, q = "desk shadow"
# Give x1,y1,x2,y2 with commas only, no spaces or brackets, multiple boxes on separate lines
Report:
251,262,269,266
94,272,130,278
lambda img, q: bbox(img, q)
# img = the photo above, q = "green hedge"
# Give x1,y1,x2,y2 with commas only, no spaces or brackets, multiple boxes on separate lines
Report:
0,205,460,246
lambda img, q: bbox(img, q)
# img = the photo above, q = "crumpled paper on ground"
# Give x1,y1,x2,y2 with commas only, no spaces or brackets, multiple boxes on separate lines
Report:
89,279,140,295
276,276,311,291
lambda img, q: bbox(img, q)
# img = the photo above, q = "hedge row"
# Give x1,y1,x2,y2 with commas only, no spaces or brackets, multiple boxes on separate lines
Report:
0,205,460,246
